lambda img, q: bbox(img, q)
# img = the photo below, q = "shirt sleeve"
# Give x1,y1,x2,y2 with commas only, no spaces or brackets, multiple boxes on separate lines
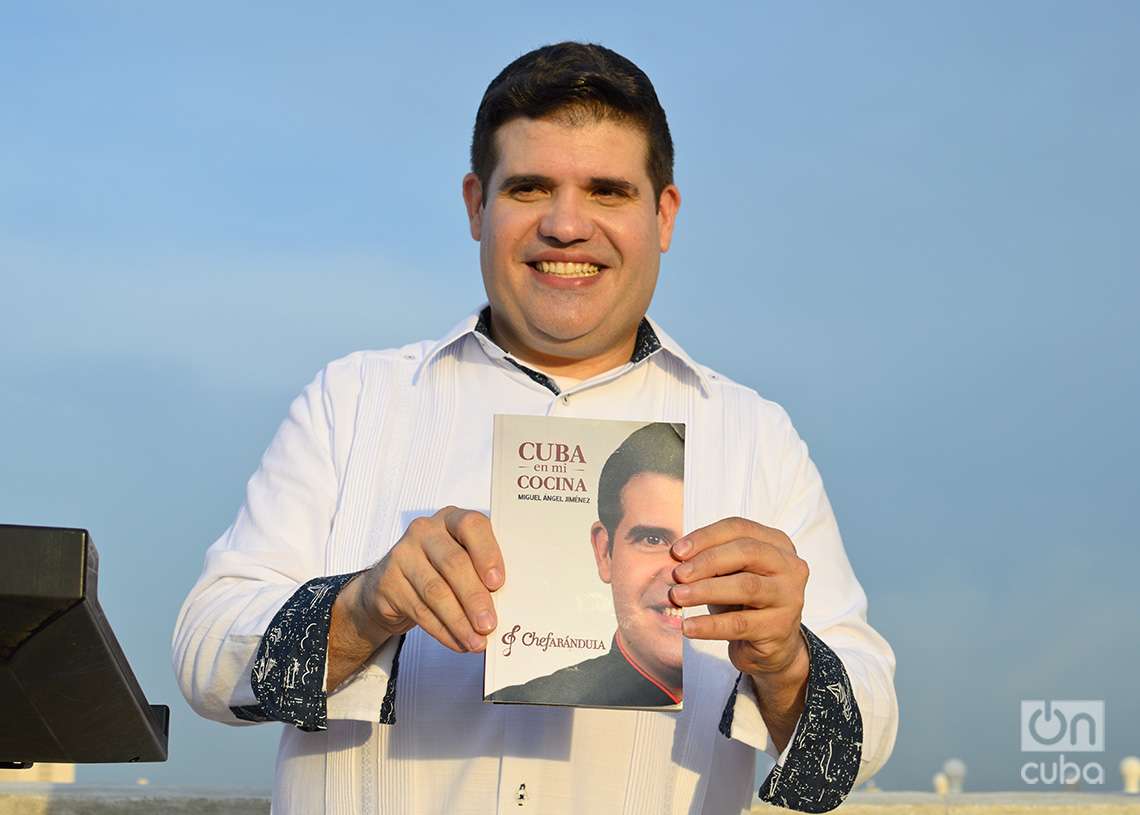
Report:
719,624,864,813
234,572,409,730
717,400,899,812
236,572,358,729
172,356,403,729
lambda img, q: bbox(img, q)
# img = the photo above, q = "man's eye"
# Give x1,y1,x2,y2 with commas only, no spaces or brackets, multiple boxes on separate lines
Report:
509,184,545,199
637,534,668,546
594,187,627,201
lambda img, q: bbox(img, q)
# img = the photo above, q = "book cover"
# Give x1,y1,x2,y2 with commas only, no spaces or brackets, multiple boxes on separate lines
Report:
484,415,685,710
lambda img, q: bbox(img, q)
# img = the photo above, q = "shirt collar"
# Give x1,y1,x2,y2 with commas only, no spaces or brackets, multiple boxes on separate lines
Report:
415,304,712,394
639,314,713,394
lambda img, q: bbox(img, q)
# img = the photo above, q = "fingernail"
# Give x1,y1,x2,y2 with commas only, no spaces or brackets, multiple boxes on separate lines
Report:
476,611,495,632
468,634,486,651
672,539,692,557
485,568,503,589
674,562,693,580
671,584,690,602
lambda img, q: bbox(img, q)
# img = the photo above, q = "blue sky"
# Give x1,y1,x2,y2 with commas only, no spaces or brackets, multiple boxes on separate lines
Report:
2,1,1138,793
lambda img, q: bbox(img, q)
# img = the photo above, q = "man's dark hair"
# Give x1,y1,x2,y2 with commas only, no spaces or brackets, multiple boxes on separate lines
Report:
471,42,675,207
598,423,684,545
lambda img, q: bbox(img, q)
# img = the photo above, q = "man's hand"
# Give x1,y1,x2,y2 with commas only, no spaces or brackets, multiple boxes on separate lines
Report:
668,517,810,750
359,507,504,652
327,507,504,691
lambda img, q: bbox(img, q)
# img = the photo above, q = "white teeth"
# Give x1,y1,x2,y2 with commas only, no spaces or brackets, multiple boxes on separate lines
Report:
660,607,683,618
533,260,600,277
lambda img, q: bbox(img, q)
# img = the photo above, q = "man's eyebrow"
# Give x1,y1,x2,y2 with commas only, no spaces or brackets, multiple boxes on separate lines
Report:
624,524,676,541
590,176,639,196
497,174,640,196
498,174,555,190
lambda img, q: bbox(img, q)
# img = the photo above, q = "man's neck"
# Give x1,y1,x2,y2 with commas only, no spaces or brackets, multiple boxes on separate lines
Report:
488,313,639,381
615,631,682,702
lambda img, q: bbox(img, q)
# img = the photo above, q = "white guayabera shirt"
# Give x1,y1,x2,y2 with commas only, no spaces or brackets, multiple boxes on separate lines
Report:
172,307,898,815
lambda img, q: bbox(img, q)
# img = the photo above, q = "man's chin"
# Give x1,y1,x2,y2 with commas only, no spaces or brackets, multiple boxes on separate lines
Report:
521,319,616,357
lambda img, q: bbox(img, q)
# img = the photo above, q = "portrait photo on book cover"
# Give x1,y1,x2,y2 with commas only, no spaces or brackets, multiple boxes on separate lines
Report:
485,419,686,710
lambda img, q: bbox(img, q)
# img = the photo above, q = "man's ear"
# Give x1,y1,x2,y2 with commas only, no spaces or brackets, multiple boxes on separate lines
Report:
590,521,612,584
462,172,484,241
656,183,681,253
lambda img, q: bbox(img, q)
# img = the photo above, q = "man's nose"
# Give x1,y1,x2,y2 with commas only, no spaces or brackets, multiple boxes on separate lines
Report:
655,555,679,584
538,191,594,244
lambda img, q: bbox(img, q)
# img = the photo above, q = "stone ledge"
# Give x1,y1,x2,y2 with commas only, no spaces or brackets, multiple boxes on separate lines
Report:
0,784,270,815
2,786,1138,814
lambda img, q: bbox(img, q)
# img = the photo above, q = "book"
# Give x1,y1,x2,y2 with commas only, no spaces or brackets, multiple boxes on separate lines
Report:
483,415,685,710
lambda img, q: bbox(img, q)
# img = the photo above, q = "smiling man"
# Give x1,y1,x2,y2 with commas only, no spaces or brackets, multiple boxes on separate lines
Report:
174,42,898,814
465,112,678,379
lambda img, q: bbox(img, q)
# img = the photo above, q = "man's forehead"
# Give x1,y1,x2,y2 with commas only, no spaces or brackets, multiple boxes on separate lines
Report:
490,115,653,185
618,472,684,510
616,482,683,535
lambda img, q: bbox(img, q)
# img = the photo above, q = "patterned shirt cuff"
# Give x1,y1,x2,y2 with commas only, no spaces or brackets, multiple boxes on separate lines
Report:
233,573,358,732
378,633,406,725
719,624,864,813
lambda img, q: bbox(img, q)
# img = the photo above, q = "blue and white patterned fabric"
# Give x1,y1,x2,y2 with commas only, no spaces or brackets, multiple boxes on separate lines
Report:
233,573,356,730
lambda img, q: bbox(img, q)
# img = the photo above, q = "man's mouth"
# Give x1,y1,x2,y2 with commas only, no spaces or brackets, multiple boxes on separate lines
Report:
654,605,684,628
528,260,602,278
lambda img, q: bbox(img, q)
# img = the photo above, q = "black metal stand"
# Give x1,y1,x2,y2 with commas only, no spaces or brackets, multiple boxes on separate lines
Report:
1,525,169,765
